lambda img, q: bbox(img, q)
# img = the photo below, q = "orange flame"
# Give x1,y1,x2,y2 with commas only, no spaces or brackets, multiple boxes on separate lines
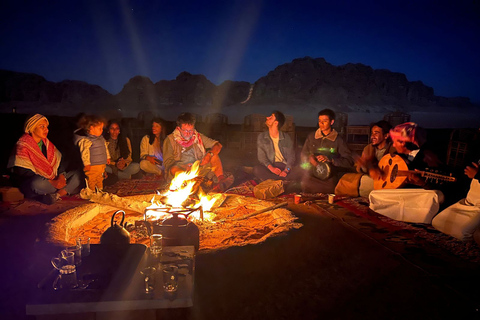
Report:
145,160,218,222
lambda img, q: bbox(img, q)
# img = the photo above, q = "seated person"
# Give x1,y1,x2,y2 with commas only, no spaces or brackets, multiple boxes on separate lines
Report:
463,156,480,206
431,155,480,239
300,109,354,193
378,122,442,189
8,114,82,204
163,112,231,191
104,120,140,180
355,120,396,196
356,120,395,173
253,111,301,181
140,118,165,178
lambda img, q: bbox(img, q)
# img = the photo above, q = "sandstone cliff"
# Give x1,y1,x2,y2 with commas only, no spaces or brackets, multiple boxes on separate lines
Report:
0,57,476,119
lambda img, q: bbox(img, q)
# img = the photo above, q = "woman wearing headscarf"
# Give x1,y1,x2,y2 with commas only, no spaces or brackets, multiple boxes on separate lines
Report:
8,114,82,204
104,120,140,180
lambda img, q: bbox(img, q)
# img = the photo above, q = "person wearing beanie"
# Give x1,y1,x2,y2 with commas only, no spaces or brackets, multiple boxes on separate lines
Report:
8,114,82,204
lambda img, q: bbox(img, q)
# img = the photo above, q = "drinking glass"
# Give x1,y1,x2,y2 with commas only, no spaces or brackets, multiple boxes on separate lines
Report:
60,249,75,265
140,267,156,293
150,234,163,258
162,265,178,293
51,261,78,290
77,236,91,256
66,245,82,265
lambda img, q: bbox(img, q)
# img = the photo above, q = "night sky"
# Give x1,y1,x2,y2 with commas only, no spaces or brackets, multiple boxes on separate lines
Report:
1,0,479,103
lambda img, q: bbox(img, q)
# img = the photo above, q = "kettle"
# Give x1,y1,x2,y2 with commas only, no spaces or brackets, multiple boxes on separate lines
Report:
157,213,199,251
100,210,131,245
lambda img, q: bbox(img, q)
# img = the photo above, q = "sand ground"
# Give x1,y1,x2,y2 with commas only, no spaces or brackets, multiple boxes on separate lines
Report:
1,149,480,319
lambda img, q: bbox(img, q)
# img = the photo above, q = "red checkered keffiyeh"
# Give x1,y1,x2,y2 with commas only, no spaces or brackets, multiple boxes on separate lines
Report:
172,127,205,154
13,133,62,180
389,122,419,147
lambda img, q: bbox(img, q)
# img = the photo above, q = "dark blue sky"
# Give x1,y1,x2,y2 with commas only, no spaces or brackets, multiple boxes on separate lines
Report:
1,0,479,103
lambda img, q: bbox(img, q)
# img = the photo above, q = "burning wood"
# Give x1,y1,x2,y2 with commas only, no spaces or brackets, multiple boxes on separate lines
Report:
80,160,226,223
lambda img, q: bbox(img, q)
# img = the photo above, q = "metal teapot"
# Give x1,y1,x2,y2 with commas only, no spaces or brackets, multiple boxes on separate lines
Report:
158,212,200,250
100,210,131,245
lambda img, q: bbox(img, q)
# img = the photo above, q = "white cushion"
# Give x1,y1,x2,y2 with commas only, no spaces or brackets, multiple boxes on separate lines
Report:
369,189,444,224
358,175,374,198
432,179,480,240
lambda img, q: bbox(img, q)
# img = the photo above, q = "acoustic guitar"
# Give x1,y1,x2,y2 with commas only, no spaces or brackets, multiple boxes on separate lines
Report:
373,154,456,190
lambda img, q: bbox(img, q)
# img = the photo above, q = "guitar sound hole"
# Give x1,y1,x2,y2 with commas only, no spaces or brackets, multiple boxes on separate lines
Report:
390,165,398,183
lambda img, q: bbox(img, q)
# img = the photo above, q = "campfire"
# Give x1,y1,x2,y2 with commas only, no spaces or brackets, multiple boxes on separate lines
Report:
144,160,223,224
47,161,302,252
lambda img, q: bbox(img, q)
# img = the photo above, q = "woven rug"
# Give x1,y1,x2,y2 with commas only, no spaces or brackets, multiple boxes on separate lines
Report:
104,177,164,196
336,197,480,264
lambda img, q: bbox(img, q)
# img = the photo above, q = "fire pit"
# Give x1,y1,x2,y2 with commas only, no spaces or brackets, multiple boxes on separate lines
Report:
46,162,302,252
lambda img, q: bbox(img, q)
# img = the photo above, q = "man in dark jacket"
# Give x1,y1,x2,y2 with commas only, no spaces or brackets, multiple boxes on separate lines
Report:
301,109,354,193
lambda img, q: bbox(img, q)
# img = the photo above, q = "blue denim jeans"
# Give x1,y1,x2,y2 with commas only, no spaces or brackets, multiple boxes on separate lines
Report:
106,162,141,179
21,170,83,198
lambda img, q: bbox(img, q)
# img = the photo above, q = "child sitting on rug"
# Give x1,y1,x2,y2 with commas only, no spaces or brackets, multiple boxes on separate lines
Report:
74,115,110,190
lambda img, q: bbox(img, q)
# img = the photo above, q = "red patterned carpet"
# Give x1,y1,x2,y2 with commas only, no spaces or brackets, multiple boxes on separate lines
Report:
104,177,164,196
335,196,480,264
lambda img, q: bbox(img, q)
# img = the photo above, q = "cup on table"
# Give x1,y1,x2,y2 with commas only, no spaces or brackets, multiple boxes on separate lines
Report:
140,266,156,294
77,236,90,256
150,234,163,258
162,265,178,293
328,193,335,204
66,245,82,265
60,249,75,265
294,194,302,204
53,264,78,290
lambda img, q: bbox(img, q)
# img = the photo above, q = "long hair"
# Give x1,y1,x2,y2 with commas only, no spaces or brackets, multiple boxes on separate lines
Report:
148,117,166,145
105,120,130,159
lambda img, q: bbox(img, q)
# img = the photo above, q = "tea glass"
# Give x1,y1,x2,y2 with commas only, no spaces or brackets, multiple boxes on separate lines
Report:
150,234,163,258
162,265,178,293
77,236,91,256
51,260,78,290
140,267,156,293
60,249,75,265
66,245,82,265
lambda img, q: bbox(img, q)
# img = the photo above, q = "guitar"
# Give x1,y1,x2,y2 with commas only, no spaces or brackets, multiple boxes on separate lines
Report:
373,154,456,190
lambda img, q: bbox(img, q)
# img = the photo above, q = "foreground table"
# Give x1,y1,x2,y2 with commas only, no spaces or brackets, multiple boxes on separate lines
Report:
26,244,195,319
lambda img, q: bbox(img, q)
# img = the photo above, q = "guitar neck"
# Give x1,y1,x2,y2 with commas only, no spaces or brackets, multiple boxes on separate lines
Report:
397,170,455,182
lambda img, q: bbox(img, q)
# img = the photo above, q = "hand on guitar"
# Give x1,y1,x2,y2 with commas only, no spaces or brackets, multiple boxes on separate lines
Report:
374,154,455,190
355,153,375,173
406,169,426,187
465,162,479,179
368,167,383,180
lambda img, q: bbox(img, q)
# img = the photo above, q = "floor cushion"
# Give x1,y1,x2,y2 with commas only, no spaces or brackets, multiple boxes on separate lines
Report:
369,189,444,224
432,179,480,240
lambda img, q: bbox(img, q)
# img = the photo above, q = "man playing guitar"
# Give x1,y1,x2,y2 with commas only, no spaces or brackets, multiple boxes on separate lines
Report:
375,122,443,189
